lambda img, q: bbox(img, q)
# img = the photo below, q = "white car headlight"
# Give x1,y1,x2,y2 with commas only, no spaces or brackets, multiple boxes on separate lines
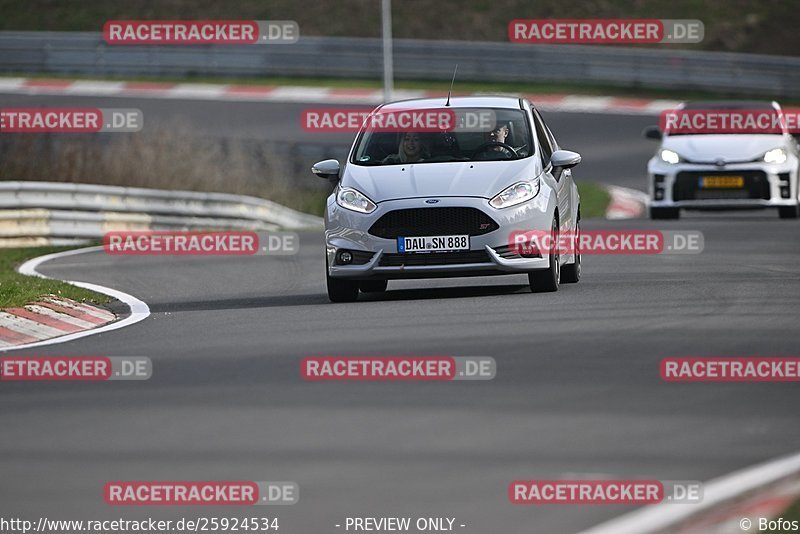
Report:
490,179,540,209
336,187,377,214
659,149,682,165
763,148,787,164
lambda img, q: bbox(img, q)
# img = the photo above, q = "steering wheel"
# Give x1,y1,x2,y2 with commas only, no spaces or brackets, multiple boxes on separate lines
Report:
472,141,519,159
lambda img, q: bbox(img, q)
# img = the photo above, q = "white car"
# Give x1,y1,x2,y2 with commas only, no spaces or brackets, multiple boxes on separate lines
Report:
644,100,800,219
314,96,582,302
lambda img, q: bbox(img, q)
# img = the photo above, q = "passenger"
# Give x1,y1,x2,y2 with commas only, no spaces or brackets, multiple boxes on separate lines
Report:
383,132,427,164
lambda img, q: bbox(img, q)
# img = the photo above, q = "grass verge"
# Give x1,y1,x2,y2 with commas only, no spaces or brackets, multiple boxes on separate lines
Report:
0,247,111,309
778,498,800,530
1,0,797,57
576,182,612,219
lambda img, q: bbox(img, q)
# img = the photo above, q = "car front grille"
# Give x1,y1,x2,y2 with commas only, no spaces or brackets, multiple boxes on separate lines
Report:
368,207,499,239
673,171,770,201
379,250,492,267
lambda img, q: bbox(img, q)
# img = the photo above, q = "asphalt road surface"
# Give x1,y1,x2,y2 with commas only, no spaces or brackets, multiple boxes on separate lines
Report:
2,214,800,533
2,90,799,532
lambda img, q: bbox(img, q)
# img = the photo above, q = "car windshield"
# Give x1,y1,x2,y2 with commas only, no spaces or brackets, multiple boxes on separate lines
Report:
350,108,533,165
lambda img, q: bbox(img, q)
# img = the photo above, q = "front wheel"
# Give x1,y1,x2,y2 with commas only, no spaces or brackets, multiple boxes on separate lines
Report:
359,280,388,293
561,214,580,284
326,257,359,302
528,217,560,293
778,206,799,219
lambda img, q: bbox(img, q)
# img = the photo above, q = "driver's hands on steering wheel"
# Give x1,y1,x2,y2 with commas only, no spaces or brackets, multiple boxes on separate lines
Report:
471,141,519,160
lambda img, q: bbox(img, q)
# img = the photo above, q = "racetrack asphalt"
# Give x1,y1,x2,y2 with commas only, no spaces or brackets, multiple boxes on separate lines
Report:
1,92,799,533
1,214,799,533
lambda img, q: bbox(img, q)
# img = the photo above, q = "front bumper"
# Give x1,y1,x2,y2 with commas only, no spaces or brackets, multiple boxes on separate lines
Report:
647,158,799,210
325,194,555,280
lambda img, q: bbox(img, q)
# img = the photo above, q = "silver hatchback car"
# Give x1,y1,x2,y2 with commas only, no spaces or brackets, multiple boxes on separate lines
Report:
313,96,582,302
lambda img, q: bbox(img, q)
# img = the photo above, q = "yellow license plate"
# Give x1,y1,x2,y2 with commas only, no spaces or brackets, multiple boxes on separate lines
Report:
701,176,744,188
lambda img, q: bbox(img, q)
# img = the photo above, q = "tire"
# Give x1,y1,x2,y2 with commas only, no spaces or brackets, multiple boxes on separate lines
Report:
779,206,799,219
650,207,680,220
359,279,388,293
561,213,580,284
528,217,560,293
326,257,359,302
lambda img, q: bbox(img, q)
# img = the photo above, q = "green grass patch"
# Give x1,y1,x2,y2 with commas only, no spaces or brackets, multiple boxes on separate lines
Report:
1,0,797,57
0,247,111,309
576,182,612,219
779,498,800,530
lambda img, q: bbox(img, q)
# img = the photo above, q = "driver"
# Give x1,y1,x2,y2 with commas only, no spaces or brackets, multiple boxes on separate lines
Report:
474,121,515,160
488,122,510,146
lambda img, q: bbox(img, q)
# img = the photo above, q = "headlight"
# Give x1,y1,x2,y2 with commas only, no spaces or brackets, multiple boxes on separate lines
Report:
336,187,377,214
490,179,540,209
659,149,682,165
763,148,787,164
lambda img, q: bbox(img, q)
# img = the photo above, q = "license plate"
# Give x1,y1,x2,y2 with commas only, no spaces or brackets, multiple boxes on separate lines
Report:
398,235,470,253
700,176,744,188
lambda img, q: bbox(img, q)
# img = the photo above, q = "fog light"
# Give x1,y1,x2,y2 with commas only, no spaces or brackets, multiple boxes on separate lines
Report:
781,187,790,199
338,250,353,265
655,190,664,200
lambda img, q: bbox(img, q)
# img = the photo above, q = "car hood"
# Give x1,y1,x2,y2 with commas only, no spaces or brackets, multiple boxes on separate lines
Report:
342,159,538,203
662,134,785,163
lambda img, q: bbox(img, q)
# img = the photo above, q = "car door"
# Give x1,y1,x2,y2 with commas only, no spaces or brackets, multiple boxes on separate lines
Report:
531,107,574,240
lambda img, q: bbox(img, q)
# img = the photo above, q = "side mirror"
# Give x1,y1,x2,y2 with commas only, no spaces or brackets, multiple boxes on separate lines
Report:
550,149,581,169
643,126,663,140
312,159,341,181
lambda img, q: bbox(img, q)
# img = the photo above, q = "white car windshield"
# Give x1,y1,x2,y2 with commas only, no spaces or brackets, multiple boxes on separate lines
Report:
351,108,533,165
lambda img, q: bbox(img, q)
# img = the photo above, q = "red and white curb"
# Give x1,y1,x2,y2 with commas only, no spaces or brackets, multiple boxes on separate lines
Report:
0,246,150,352
0,296,115,348
605,185,649,219
0,77,680,115
579,451,800,534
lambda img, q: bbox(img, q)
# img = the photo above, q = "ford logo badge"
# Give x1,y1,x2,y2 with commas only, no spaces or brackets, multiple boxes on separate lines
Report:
425,199,440,204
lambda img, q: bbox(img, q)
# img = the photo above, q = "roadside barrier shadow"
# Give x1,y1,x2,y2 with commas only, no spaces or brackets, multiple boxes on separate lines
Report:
147,283,552,311
148,293,330,312
360,283,530,302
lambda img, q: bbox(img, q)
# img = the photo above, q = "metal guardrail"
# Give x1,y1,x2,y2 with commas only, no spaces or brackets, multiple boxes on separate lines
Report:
1,32,800,98
0,181,323,246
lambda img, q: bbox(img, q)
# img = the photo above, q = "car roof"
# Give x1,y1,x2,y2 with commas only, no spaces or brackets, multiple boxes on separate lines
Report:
379,96,524,110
